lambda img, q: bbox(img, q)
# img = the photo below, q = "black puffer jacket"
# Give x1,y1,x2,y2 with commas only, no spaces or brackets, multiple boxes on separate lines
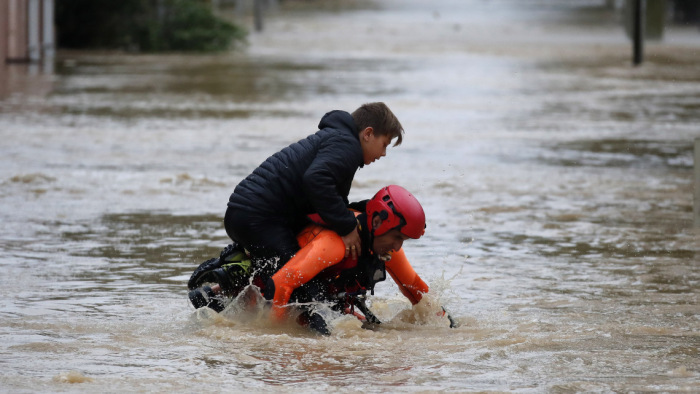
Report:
227,110,363,236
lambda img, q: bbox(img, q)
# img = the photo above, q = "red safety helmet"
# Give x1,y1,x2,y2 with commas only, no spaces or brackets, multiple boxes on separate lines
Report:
366,185,426,239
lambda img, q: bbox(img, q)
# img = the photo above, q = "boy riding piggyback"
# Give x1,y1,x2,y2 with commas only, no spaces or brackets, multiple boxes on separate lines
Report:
224,102,404,282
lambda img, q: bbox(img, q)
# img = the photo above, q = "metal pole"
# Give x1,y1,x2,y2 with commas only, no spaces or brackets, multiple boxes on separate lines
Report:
694,138,700,228
7,0,19,60
41,0,54,59
632,0,644,66
28,0,40,61
254,0,263,32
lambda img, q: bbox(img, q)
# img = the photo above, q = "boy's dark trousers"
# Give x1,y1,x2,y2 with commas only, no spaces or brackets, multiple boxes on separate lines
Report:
224,207,303,281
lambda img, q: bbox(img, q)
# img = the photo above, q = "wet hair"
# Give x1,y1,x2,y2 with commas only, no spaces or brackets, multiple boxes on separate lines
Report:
351,102,404,146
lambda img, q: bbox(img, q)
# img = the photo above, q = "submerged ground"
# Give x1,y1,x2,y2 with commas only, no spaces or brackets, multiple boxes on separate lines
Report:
1,0,698,392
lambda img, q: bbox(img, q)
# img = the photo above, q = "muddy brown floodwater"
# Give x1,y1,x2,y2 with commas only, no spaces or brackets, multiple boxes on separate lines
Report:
1,0,698,392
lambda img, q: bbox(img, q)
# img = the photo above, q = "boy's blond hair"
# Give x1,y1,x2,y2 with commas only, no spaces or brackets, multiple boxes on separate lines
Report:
351,102,404,146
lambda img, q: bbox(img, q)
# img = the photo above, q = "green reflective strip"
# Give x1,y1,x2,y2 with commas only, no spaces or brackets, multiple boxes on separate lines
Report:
221,259,251,275
223,252,245,262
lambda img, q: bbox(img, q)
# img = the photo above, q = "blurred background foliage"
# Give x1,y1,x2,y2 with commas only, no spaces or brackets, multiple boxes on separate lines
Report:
52,0,700,53
55,0,247,52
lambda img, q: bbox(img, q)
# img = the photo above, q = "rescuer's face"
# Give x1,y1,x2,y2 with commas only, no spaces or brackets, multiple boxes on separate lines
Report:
372,228,409,257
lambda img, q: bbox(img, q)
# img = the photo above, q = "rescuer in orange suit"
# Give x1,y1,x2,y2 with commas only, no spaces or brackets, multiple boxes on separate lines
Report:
263,185,456,335
188,185,455,335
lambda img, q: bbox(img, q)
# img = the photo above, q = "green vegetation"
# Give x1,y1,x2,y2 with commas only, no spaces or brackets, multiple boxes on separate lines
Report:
55,0,246,52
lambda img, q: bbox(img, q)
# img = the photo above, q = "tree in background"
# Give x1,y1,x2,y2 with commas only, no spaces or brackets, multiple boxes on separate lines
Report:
56,0,246,52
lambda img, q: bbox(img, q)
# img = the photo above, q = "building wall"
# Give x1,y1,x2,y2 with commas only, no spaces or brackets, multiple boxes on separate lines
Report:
1,0,53,63
0,1,7,62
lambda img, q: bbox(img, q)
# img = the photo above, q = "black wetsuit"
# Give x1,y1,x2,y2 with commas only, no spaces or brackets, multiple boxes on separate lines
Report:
288,212,387,306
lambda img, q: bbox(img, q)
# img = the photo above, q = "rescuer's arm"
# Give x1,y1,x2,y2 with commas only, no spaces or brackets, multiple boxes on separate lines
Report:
384,248,428,305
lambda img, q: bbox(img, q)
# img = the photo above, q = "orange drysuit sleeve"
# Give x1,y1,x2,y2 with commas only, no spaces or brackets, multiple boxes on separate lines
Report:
385,248,429,305
270,225,346,319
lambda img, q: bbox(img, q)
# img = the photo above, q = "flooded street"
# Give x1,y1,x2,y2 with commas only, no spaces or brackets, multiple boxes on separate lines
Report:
1,0,699,391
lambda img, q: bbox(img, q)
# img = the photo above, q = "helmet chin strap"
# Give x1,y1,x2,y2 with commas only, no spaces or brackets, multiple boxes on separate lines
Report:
368,212,392,261
367,212,377,256
368,226,376,255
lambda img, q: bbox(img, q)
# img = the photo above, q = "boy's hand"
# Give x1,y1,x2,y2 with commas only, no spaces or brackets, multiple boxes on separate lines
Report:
341,226,361,260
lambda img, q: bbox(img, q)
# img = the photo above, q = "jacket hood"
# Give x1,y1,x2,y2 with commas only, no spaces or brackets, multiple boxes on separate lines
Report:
318,110,358,136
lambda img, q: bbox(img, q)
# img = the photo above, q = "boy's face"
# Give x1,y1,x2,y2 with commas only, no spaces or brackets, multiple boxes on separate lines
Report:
360,127,392,165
